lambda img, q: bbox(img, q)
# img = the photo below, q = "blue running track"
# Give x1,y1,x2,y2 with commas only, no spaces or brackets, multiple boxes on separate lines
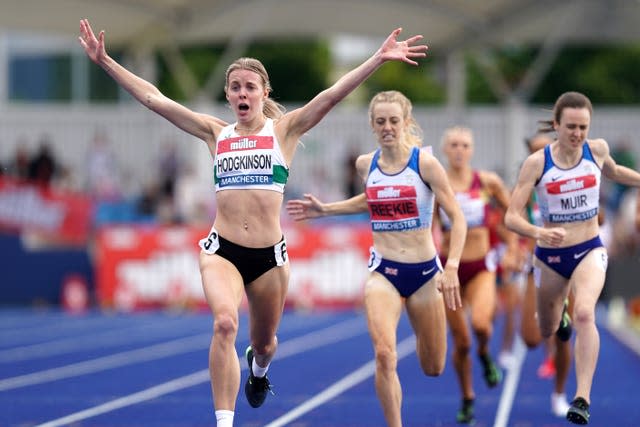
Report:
1,305,639,426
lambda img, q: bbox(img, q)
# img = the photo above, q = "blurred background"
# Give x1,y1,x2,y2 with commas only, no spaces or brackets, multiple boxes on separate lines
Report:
0,0,639,323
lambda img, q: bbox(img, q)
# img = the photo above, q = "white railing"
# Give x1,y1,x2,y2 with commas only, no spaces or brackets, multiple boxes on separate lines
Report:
1,103,638,202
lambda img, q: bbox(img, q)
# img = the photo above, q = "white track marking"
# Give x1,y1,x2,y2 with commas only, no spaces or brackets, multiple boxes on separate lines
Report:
493,335,527,427
604,323,640,355
0,334,209,391
32,316,368,427
33,371,211,427
264,335,416,427
0,322,203,363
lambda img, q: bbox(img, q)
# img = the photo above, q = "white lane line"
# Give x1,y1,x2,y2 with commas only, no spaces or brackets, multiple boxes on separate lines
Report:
0,311,341,363
32,316,368,427
493,335,527,427
33,370,211,427
0,312,70,330
605,325,640,355
0,323,203,363
263,335,417,427
0,312,332,363
272,316,366,359
2,312,346,387
0,315,136,344
0,334,209,391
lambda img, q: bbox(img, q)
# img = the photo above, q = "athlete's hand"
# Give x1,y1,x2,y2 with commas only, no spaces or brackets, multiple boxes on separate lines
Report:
536,227,566,247
436,265,462,311
79,19,107,65
286,194,325,221
377,28,428,66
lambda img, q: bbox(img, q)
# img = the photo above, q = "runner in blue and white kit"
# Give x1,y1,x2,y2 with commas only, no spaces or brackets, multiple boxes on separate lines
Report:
518,133,572,418
287,91,466,427
506,91,640,425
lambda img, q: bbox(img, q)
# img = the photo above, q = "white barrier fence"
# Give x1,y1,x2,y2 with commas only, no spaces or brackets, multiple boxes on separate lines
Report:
1,103,638,202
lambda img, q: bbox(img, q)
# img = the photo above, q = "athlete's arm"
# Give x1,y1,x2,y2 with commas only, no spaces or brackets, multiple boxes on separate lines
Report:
421,153,465,310
278,28,427,144
505,154,565,247
79,19,226,142
423,154,465,267
286,193,368,221
505,155,542,239
592,139,640,187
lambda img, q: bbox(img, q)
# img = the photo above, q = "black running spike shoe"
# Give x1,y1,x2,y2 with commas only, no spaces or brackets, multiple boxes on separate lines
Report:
566,396,590,424
244,346,274,408
456,398,475,424
556,299,573,342
479,353,503,388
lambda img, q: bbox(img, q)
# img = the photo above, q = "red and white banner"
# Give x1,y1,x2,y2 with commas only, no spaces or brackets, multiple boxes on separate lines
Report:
95,223,373,311
0,177,93,244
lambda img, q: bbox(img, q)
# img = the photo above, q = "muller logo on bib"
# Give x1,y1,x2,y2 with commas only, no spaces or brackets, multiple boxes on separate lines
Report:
377,187,401,198
544,174,599,223
217,135,274,153
546,175,596,194
230,138,257,150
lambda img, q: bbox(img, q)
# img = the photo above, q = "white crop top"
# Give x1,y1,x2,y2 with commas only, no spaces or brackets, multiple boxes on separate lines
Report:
214,118,289,192
535,143,601,223
365,147,435,232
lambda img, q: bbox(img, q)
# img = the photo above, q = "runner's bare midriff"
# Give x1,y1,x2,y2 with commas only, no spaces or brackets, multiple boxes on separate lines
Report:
214,189,284,247
538,216,600,248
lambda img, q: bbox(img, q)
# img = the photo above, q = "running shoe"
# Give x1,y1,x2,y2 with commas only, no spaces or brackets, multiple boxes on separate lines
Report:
479,353,502,388
551,392,570,417
456,398,475,424
566,396,590,424
244,346,273,408
556,299,572,342
537,356,556,379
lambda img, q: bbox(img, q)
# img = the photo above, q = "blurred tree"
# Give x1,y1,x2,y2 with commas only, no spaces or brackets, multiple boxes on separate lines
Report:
245,40,331,103
361,60,445,104
157,46,224,101
156,40,330,103
466,55,499,104
466,46,540,104
464,44,640,105
32,40,640,105
535,45,640,104
89,51,121,101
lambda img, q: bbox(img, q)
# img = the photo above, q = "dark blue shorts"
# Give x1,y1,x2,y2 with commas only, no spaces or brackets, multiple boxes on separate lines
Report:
368,249,442,297
534,235,604,279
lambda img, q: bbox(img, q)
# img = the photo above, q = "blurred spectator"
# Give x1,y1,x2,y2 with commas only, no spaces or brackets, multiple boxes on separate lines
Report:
158,142,180,201
7,139,31,180
137,181,160,218
53,164,81,193
28,137,58,187
636,192,640,232
151,141,184,224
85,129,121,200
174,163,213,225
608,189,640,257
343,149,362,198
